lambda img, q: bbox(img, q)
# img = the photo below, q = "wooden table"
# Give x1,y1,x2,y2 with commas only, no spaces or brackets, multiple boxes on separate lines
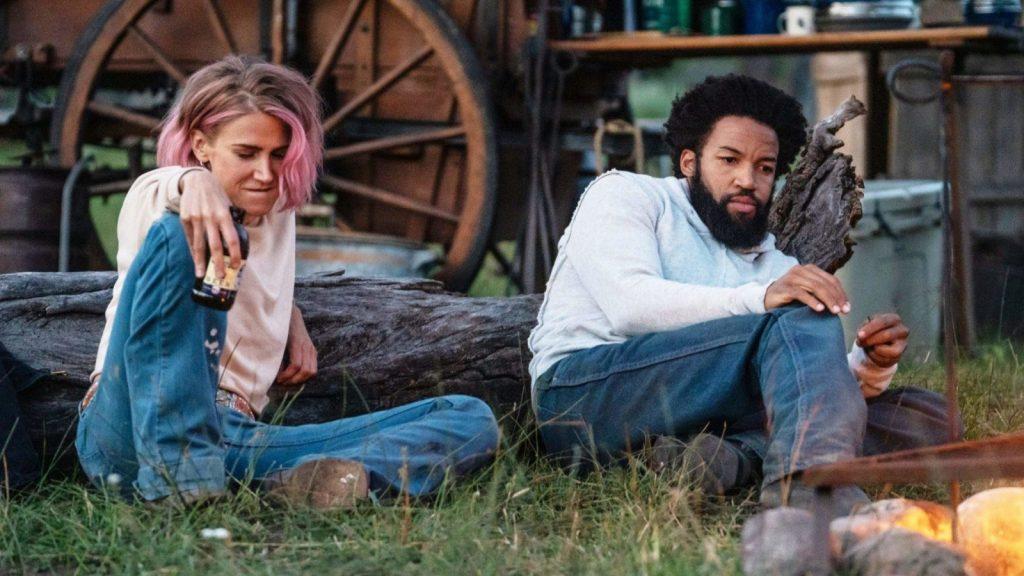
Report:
550,26,1024,57
550,26,1023,178
550,26,1024,351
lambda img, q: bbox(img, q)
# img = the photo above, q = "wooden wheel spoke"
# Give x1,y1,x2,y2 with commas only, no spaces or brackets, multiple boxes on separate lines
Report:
323,45,435,134
271,0,285,64
127,24,187,84
324,126,466,160
87,179,135,197
320,174,459,223
312,0,369,91
87,100,161,131
202,0,237,54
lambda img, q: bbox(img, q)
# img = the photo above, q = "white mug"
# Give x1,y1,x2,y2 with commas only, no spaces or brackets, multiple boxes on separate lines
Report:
777,5,816,35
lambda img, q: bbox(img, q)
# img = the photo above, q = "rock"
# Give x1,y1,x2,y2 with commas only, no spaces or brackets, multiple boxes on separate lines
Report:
742,507,831,576
957,487,1024,576
840,528,969,576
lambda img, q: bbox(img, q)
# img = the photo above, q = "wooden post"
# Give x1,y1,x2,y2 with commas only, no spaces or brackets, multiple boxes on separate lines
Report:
866,50,891,178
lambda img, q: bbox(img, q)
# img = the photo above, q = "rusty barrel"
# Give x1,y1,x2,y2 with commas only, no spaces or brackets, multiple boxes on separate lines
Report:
295,227,440,279
0,167,107,272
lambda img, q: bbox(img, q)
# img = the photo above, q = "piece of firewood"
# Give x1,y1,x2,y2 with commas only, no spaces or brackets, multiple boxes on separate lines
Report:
769,96,867,273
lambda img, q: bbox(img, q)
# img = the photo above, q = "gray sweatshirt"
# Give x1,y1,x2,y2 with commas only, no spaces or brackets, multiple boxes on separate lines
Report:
528,170,895,397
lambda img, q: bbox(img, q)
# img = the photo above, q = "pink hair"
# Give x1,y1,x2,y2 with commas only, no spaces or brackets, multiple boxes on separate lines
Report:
156,56,323,210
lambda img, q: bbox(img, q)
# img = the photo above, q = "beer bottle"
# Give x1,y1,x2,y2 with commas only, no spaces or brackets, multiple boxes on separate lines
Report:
192,207,249,310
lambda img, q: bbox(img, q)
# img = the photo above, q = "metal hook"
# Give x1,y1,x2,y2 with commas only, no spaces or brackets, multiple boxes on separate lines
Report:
886,58,943,105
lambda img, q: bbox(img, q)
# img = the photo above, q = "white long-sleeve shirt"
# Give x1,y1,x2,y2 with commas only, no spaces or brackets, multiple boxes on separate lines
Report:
92,166,296,414
528,170,896,398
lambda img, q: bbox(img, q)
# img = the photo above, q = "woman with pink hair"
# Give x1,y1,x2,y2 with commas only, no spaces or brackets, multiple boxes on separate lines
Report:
76,56,498,508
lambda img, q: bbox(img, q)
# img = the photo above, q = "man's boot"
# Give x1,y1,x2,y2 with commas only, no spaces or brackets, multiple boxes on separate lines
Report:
649,433,760,494
759,480,870,519
265,458,369,510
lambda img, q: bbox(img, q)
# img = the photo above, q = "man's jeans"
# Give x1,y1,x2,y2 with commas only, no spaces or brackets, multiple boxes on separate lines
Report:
535,305,954,486
76,215,499,501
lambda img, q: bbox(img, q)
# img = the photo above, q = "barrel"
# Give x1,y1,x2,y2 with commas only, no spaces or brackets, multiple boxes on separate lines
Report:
295,227,440,279
0,167,108,272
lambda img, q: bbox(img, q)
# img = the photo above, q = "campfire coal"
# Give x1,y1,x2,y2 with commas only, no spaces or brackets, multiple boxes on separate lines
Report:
742,490,1024,575
830,498,955,549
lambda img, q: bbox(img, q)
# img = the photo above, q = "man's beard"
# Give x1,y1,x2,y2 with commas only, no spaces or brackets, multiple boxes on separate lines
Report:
687,162,771,250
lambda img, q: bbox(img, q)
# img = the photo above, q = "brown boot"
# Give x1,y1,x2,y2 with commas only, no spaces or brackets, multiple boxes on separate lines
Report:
649,434,759,495
265,459,369,510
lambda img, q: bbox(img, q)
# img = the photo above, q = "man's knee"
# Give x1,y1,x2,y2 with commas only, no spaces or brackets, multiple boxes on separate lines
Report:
763,305,848,363
769,305,844,335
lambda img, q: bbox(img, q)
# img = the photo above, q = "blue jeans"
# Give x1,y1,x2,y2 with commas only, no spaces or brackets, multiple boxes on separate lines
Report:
535,306,954,486
76,215,499,501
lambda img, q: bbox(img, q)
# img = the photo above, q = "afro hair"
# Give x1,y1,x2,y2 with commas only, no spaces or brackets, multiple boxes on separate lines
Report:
663,74,808,177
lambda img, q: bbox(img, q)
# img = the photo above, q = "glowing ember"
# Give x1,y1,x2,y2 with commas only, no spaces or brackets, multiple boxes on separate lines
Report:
958,488,1024,576
891,500,954,542
831,498,954,547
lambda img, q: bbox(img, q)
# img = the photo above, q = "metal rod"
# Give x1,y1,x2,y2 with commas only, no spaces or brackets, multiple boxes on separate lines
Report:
940,48,974,362
940,48,965,539
801,455,1024,485
951,74,1024,84
60,155,92,272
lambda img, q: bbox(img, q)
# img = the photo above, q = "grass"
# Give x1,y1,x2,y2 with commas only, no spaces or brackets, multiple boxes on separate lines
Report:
3,341,1024,575
1,140,1021,574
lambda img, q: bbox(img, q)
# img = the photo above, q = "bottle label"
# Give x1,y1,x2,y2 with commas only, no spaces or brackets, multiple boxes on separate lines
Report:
202,259,246,293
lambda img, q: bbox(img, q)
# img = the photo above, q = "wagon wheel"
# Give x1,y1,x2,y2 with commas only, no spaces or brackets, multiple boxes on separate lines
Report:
51,0,497,291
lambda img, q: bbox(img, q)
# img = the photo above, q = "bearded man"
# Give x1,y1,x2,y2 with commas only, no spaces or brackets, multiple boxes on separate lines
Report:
528,74,955,516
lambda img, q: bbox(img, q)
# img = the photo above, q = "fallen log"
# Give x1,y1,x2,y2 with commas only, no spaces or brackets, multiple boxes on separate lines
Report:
2,271,540,473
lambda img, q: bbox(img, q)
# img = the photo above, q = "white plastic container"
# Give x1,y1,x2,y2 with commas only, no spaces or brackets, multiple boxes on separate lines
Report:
835,180,944,363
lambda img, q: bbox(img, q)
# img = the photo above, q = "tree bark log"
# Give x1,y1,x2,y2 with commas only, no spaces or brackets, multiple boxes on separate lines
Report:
2,271,540,473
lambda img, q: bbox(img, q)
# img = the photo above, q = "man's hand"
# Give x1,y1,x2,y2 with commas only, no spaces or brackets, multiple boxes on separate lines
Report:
856,313,908,368
764,264,851,315
179,169,241,279
276,305,318,385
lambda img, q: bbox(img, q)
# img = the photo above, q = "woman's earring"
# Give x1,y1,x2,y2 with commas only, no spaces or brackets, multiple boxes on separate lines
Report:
201,160,211,170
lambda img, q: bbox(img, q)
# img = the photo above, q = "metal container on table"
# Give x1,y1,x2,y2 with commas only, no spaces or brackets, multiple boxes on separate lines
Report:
743,0,788,33
815,0,917,31
295,227,440,279
701,0,740,34
964,0,1022,27
643,0,694,32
